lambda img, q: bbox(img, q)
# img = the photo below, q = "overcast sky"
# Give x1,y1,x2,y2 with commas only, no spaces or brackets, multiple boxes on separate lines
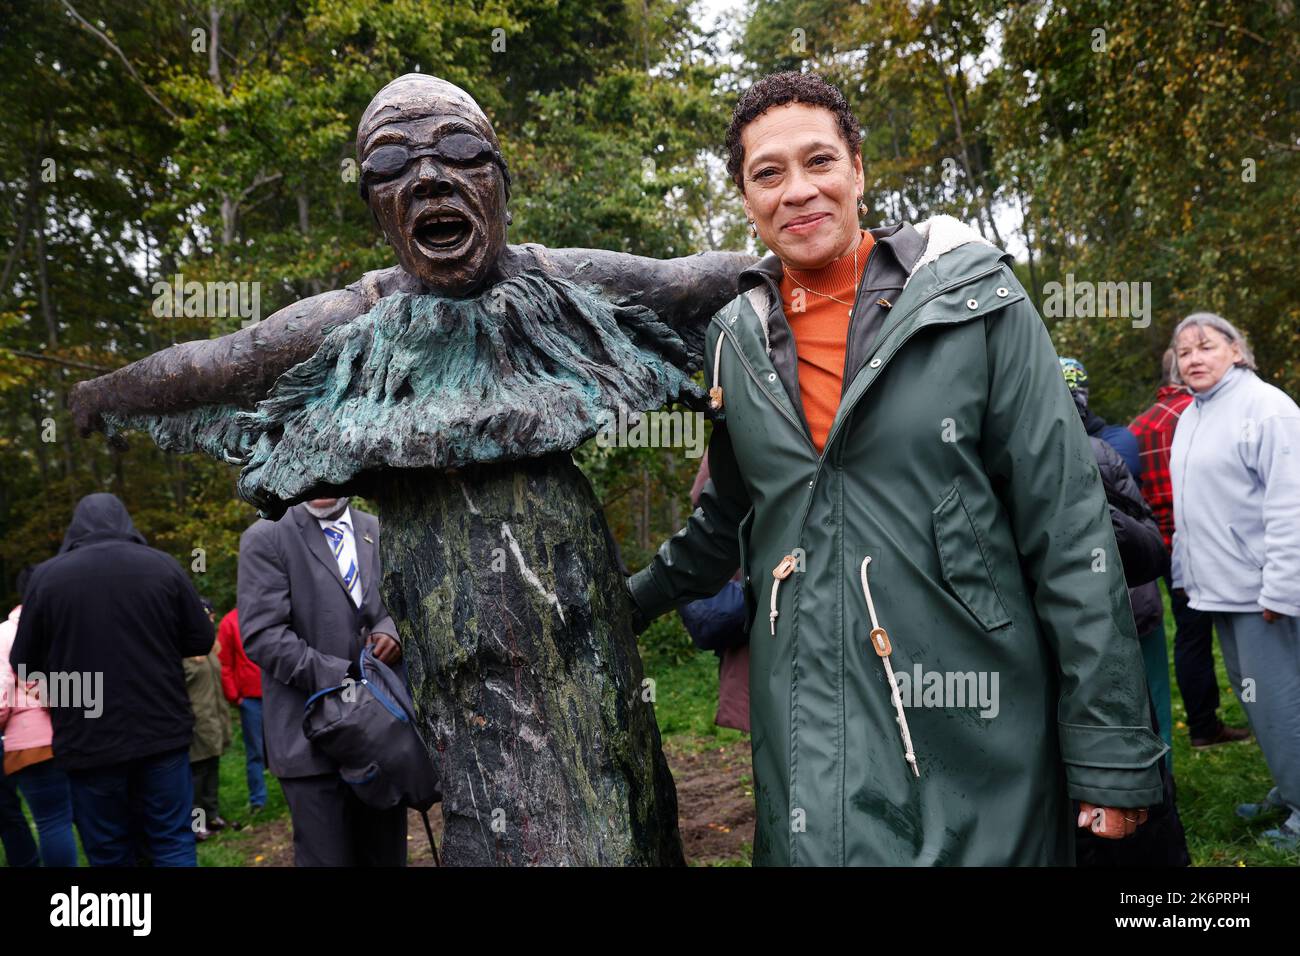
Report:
682,0,1028,255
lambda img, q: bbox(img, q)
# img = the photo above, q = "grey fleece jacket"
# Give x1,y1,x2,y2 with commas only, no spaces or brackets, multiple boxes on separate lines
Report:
1170,365,1300,616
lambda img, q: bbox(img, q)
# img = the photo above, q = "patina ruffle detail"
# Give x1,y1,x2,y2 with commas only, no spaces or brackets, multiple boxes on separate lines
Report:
219,270,703,511
103,403,251,463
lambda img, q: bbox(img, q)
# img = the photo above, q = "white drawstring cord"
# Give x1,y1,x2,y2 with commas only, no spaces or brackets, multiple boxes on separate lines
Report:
709,329,726,410
859,556,920,778
769,554,797,636
770,577,780,635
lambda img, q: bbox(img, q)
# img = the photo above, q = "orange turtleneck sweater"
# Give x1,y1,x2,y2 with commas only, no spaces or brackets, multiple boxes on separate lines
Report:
779,229,874,453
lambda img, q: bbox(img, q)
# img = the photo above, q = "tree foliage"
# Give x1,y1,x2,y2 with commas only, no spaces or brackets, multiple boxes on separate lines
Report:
735,0,1298,420
1,0,1295,610
0,0,728,607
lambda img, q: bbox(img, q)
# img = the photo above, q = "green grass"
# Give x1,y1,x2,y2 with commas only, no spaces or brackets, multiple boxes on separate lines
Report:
195,714,289,866
639,614,746,750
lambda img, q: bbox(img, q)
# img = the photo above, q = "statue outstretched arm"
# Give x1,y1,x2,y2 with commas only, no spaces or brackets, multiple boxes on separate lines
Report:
70,285,372,436
70,246,755,443
522,245,756,338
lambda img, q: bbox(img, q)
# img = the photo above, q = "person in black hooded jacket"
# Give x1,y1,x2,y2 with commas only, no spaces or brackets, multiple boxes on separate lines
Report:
1063,370,1190,867
10,493,214,866
1094,435,1168,598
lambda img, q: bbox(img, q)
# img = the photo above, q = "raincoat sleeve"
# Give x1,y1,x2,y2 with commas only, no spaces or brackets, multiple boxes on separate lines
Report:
626,420,753,630
980,289,1167,809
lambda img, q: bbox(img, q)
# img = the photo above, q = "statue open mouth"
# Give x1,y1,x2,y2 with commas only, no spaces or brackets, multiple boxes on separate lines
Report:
413,210,473,255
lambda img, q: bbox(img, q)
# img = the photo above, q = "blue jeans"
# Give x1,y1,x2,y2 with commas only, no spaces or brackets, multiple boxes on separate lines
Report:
12,759,78,866
0,743,38,867
68,747,195,867
239,698,268,808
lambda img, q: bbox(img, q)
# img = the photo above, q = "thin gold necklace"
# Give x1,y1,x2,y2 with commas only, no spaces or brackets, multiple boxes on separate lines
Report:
785,234,865,308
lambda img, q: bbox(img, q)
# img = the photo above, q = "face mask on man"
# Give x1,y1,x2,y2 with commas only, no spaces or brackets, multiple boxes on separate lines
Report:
303,497,350,520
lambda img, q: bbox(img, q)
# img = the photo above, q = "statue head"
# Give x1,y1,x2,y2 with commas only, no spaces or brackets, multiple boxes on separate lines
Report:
357,74,512,297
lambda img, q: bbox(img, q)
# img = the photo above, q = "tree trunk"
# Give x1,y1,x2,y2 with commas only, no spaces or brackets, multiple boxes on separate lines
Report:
1016,185,1040,302
33,215,58,347
373,453,685,866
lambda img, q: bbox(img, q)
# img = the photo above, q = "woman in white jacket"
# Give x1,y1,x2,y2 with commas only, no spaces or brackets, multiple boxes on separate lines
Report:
1169,312,1300,850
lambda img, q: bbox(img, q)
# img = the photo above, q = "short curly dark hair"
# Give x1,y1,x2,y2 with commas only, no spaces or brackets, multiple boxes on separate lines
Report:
724,71,862,191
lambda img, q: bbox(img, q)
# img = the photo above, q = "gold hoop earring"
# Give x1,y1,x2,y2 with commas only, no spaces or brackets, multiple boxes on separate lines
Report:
858,198,868,216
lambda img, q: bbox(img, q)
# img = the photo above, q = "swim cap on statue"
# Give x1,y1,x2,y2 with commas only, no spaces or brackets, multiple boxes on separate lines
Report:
356,74,501,157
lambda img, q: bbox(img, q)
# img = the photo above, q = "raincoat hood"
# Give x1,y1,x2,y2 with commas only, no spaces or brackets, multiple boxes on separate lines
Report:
59,493,147,554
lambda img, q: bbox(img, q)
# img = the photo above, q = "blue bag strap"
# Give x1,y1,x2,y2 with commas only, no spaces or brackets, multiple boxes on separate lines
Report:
360,644,410,723
304,681,352,713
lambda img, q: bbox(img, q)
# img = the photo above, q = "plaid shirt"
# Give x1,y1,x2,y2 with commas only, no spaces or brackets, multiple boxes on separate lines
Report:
1129,385,1194,550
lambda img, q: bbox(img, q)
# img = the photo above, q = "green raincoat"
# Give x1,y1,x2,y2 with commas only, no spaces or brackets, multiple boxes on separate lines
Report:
629,216,1166,865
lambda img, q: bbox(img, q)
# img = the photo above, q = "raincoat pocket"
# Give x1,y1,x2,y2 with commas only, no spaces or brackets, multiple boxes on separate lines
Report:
931,481,1012,631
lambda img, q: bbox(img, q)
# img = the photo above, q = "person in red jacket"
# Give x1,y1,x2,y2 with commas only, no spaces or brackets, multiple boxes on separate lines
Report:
215,608,267,812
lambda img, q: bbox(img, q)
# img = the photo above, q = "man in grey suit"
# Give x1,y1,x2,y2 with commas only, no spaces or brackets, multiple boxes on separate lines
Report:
238,496,407,866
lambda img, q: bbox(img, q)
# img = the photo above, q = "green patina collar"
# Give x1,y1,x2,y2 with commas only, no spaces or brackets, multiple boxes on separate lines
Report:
224,269,702,512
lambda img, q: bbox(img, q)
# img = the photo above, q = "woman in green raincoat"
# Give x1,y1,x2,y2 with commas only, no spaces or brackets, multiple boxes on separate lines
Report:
627,72,1166,866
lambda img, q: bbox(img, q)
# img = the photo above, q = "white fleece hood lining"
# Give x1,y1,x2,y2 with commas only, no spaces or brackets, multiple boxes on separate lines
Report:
903,214,997,288
744,215,996,345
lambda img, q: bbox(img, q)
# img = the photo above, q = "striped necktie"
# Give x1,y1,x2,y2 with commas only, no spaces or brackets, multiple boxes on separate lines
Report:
322,523,362,607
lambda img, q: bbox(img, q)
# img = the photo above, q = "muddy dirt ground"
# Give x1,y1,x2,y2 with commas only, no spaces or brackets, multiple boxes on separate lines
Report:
243,736,754,867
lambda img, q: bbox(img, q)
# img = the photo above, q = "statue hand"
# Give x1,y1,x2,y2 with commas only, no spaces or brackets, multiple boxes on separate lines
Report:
220,427,256,466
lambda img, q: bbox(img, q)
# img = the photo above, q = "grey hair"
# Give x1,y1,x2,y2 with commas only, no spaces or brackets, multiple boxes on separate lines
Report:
1160,348,1177,386
1168,312,1256,386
